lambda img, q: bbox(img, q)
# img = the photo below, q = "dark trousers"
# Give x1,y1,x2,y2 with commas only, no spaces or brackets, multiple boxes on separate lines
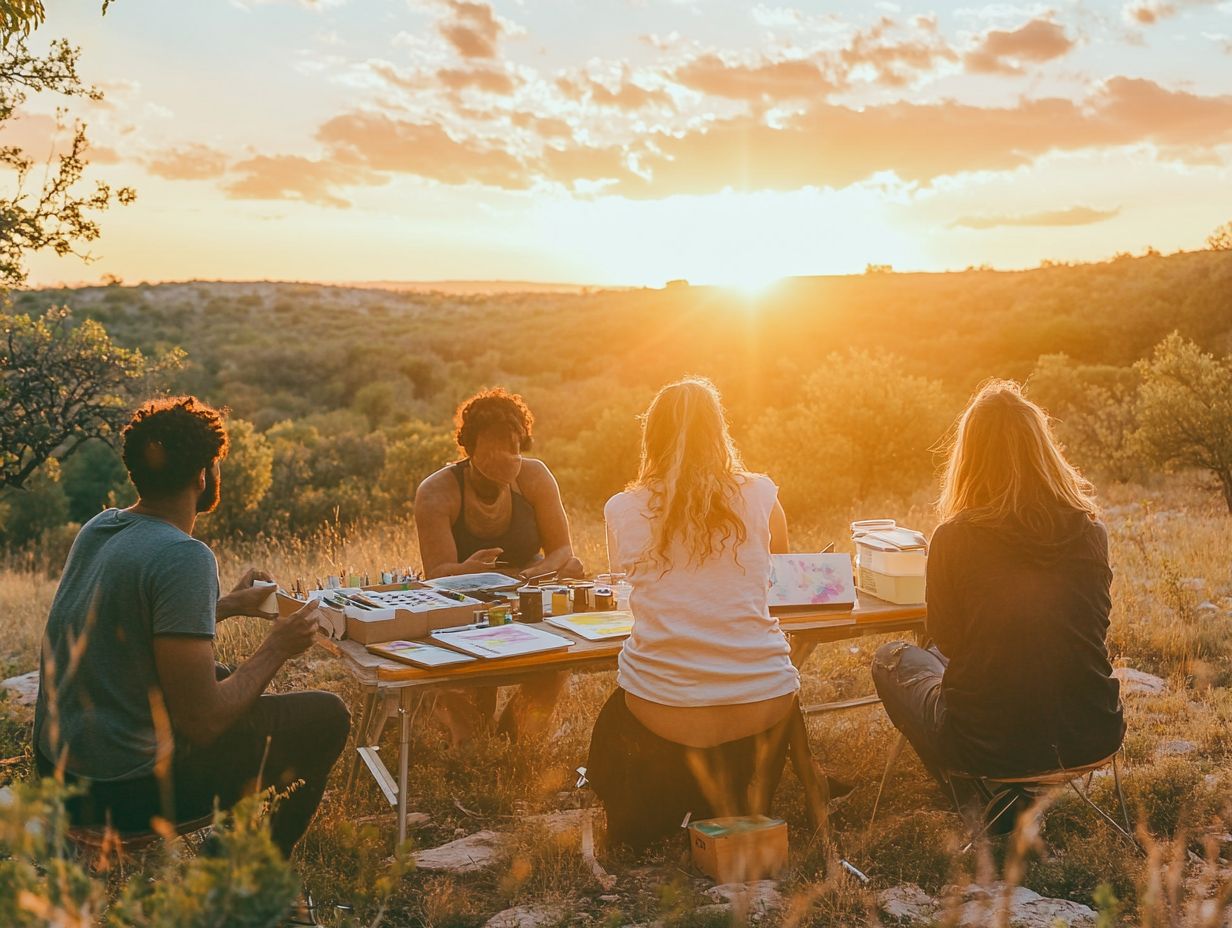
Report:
38,664,350,858
871,642,957,787
585,688,792,853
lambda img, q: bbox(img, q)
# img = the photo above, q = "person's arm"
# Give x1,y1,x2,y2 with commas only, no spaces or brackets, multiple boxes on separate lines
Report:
154,601,320,747
769,499,789,554
924,523,960,655
216,567,278,622
414,472,503,578
520,460,581,579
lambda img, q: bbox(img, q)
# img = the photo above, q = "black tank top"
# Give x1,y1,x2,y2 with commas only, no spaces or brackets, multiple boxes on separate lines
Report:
450,460,542,570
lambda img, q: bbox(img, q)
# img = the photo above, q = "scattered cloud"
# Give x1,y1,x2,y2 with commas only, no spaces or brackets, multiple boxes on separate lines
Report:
557,72,672,110
952,206,1121,229
436,0,505,59
437,66,519,95
965,18,1076,75
672,54,835,101
316,110,529,188
224,154,385,208
1122,0,1221,25
146,143,230,180
838,15,960,88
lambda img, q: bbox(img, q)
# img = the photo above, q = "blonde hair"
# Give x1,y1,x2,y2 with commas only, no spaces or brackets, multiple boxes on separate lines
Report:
938,380,1099,534
631,378,749,572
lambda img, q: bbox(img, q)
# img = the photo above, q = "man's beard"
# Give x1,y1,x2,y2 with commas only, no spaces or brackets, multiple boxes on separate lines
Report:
196,467,221,514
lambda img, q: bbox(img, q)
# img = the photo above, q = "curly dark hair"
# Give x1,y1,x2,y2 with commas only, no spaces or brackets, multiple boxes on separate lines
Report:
454,387,534,456
121,396,230,498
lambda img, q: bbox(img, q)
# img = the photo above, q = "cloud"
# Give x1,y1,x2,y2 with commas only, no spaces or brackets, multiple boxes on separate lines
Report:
436,0,504,59
1123,0,1220,25
437,66,519,95
838,15,960,88
371,59,518,99
952,206,1120,229
964,18,1075,75
146,143,229,180
224,154,385,208
316,110,529,188
672,54,835,100
546,77,1232,197
557,73,672,110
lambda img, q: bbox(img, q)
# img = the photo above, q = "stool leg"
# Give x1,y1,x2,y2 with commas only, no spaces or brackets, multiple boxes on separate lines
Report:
1113,754,1133,834
787,710,830,834
870,732,907,828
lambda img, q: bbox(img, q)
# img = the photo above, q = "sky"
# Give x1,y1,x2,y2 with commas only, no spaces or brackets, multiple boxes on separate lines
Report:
6,0,1232,288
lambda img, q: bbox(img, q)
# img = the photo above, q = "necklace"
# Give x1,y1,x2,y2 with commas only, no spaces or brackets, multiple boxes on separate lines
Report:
463,468,512,538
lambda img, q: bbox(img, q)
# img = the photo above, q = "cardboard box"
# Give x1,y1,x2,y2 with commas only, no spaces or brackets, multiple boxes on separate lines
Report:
282,584,483,644
688,816,788,883
856,565,926,605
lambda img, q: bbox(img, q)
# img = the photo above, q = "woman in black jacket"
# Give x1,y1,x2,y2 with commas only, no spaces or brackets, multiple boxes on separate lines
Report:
871,380,1124,789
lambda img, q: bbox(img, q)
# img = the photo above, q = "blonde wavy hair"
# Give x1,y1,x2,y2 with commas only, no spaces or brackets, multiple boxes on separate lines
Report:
630,378,749,572
939,380,1099,534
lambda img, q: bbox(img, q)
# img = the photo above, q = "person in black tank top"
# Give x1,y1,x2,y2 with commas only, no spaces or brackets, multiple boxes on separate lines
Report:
413,389,583,744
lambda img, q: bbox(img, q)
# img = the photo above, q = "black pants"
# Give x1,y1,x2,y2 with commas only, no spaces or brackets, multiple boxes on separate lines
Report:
585,688,792,853
38,664,350,858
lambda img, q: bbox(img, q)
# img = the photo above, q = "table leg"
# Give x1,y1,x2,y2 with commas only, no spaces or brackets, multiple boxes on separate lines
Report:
346,687,379,796
397,688,411,846
790,639,819,670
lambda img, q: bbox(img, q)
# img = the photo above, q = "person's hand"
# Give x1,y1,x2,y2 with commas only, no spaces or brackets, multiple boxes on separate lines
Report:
231,567,275,593
460,547,503,573
217,568,279,621
266,600,321,660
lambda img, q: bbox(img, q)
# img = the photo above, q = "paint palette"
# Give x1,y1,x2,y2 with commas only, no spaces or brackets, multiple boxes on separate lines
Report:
362,589,484,611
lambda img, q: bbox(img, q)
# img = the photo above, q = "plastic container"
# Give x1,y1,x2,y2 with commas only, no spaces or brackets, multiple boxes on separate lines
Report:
856,565,926,605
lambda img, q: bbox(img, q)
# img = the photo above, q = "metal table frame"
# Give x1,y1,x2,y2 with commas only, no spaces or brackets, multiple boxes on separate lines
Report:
317,596,927,844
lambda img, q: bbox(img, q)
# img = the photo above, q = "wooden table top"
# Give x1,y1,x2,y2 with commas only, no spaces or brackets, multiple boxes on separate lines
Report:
315,594,927,690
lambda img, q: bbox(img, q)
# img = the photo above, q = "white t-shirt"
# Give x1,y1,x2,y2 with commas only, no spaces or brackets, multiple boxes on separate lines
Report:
604,473,800,708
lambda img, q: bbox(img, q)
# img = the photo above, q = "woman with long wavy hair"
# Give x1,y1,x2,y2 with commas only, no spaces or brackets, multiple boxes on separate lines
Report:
586,378,801,851
871,381,1124,806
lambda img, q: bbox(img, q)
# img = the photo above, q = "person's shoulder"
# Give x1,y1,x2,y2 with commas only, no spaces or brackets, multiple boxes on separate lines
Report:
604,487,644,518
153,536,217,575
517,457,557,493
737,472,777,494
415,463,462,505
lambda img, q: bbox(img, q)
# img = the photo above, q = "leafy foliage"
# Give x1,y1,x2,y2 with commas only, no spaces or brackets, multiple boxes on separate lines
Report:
0,306,181,490
1,3,132,293
1134,333,1232,512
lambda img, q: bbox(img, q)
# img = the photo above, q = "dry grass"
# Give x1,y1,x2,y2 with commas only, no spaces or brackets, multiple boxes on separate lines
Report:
2,477,1232,926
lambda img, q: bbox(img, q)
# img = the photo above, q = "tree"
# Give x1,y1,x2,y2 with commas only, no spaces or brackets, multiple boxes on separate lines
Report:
1208,221,1232,252
203,418,273,538
0,306,181,489
2,1,132,294
1028,354,1143,483
1134,333,1232,512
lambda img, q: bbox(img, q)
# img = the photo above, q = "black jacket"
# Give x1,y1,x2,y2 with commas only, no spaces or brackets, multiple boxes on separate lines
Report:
928,509,1125,777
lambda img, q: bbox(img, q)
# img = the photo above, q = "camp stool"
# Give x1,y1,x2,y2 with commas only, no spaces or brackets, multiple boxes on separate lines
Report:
870,735,1135,852
67,812,216,870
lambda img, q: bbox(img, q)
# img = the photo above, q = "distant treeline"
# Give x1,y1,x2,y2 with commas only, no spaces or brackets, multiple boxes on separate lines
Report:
4,250,1231,556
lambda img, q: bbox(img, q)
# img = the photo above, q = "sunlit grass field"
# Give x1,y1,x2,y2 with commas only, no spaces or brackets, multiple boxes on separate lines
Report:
2,476,1231,926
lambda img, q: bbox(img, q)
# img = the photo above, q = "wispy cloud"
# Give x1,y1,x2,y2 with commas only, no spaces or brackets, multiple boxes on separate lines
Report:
952,206,1120,229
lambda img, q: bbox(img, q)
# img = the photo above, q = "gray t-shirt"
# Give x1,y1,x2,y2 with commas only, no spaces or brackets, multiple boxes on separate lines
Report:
34,509,218,782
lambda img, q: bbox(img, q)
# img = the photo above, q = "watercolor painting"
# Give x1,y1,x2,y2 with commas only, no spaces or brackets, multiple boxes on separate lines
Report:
768,554,857,608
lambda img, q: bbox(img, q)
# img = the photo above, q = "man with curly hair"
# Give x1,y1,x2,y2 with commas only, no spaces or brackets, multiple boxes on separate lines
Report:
33,396,350,863
414,387,583,743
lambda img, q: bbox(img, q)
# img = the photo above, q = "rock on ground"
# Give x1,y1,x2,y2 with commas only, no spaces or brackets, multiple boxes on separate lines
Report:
414,830,508,873
1157,739,1198,757
704,881,784,922
1113,667,1166,697
483,903,569,928
879,882,1097,927
1,671,39,707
